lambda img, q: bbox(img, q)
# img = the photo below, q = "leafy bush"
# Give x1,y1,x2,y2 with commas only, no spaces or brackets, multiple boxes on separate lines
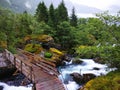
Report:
75,45,101,58
8,46,17,54
44,52,53,58
76,45,120,70
101,46,120,70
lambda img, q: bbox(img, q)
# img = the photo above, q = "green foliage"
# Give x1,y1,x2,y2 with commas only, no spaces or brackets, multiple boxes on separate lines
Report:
83,71,120,90
44,52,53,58
76,45,120,70
48,4,56,27
7,45,17,54
35,1,48,23
56,0,68,22
70,7,77,27
55,21,77,50
75,45,114,59
101,46,120,70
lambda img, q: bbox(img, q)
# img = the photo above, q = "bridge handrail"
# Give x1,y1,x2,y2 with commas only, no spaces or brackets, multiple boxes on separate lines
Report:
4,49,35,83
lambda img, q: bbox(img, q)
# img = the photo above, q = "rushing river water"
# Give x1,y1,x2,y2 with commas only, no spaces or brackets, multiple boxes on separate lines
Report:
0,82,32,90
0,59,113,90
58,59,114,90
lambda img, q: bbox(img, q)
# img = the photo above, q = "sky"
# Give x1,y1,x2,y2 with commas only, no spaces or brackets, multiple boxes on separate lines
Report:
63,0,120,17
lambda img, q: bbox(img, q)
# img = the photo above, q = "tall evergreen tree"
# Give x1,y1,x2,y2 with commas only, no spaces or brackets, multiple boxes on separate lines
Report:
56,0,68,22
35,2,48,23
70,7,77,27
48,3,56,27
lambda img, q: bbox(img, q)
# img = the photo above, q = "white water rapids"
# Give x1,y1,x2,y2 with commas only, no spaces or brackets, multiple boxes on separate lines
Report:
58,59,114,90
0,82,32,90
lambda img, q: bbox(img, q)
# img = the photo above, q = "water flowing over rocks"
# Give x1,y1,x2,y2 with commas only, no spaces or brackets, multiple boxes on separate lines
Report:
58,59,114,90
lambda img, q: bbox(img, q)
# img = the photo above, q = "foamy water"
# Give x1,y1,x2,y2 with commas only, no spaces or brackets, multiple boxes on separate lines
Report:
0,82,32,90
59,59,114,90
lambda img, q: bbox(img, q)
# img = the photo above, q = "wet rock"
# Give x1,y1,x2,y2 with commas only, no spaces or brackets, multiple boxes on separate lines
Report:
0,86,3,90
93,67,100,70
70,73,96,84
93,57,104,64
82,73,96,83
72,58,83,64
70,73,83,84
0,65,16,79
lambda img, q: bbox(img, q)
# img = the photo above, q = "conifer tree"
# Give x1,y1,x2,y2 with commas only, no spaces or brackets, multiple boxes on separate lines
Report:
48,3,56,27
56,0,68,22
70,7,77,27
35,2,48,23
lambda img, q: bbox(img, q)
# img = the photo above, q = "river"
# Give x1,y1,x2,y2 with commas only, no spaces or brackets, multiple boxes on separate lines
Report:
58,59,114,90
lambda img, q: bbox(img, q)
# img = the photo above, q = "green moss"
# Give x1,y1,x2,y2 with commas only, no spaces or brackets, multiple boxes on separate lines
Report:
82,71,120,90
24,44,42,53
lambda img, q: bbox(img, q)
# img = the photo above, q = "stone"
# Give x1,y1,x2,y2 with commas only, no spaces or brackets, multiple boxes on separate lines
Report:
82,73,96,83
70,72,83,84
72,58,83,64
93,67,100,70
0,86,3,90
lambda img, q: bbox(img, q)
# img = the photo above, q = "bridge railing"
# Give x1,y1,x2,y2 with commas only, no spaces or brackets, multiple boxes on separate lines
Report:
4,49,35,83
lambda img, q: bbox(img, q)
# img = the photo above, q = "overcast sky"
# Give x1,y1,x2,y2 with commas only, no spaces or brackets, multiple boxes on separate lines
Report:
60,0,120,17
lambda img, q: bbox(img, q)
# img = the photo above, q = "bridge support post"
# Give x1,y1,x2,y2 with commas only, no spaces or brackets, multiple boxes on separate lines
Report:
32,83,36,90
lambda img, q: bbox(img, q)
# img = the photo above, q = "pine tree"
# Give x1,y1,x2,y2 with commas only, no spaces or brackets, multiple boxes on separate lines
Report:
35,2,48,23
48,3,56,27
56,0,68,23
70,7,77,27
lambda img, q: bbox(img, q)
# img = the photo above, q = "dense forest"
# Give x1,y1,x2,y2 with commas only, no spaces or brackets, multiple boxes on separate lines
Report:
0,1,120,89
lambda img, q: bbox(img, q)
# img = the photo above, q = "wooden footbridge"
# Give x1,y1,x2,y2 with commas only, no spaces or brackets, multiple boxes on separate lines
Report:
4,49,65,90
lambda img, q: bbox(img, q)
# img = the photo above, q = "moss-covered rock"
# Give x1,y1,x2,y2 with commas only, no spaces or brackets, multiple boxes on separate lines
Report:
80,71,120,90
24,44,43,54
49,48,64,56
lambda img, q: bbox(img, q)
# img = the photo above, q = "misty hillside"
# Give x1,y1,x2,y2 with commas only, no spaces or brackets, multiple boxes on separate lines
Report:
0,0,101,17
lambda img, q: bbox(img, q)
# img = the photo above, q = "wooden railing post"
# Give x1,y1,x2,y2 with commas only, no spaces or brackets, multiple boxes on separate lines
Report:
8,53,10,60
20,60,22,72
14,57,16,66
32,83,36,90
30,66,33,82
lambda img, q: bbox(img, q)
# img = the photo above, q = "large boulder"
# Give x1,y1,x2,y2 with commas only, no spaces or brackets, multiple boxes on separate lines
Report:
82,73,96,83
70,73,83,84
70,73,96,84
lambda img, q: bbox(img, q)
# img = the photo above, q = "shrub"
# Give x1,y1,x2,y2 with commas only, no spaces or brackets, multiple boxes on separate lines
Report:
44,52,53,58
76,45,120,70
